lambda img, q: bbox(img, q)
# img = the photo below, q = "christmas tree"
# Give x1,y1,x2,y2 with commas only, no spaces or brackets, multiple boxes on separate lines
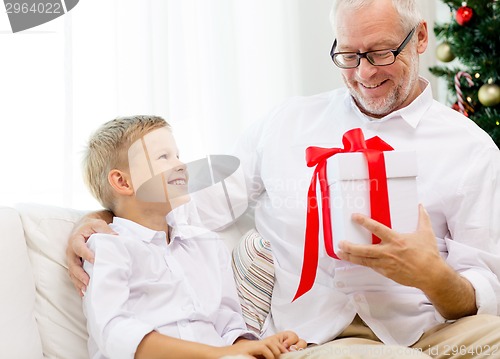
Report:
430,0,500,147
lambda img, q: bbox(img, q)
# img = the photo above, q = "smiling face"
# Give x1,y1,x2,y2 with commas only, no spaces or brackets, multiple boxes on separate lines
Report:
127,127,190,211
334,0,427,118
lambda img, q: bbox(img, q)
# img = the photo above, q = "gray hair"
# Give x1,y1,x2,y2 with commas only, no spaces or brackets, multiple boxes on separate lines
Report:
330,0,422,35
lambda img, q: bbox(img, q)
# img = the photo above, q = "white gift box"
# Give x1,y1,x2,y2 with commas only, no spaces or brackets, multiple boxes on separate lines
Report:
327,150,419,253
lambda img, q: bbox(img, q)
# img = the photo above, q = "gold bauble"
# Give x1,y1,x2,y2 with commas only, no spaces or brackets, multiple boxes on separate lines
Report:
436,42,455,62
478,82,500,107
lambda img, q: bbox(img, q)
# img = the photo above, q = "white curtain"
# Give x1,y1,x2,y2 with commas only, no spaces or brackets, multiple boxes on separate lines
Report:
0,0,442,209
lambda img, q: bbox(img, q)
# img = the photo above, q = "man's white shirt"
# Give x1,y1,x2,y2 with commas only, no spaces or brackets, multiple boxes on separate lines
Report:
234,78,500,346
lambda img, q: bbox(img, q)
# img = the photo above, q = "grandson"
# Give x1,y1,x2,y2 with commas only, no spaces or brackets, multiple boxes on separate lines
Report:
81,115,306,359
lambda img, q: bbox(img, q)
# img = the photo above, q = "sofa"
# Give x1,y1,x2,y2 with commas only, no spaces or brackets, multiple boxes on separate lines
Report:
0,203,273,358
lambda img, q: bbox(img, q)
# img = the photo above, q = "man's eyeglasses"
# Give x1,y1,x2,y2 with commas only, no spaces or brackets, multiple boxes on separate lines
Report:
330,27,417,69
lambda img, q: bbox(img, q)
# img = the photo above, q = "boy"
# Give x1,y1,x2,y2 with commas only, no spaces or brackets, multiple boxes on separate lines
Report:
81,115,305,359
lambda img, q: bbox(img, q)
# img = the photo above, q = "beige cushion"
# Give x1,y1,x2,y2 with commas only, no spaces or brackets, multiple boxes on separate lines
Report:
231,228,274,334
0,206,43,358
16,203,89,359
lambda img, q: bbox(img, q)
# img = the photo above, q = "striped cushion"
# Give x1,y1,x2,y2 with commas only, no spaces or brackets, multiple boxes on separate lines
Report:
231,229,274,335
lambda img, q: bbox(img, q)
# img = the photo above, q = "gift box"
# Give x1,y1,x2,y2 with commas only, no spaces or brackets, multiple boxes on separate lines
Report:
327,150,419,253
293,128,419,301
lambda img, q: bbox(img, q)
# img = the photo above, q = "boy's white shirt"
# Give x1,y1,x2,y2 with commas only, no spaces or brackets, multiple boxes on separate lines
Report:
82,211,257,359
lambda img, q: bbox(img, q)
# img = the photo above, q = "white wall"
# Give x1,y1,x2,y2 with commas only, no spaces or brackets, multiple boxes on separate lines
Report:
292,0,344,95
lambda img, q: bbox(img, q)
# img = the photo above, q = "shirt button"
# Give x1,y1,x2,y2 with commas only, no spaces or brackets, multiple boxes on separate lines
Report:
335,281,345,288
354,294,363,302
179,320,188,327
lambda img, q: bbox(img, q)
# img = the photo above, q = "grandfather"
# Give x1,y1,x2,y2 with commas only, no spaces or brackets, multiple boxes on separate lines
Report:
232,0,500,357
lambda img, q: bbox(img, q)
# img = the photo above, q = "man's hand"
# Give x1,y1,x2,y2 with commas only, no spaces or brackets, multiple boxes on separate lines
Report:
337,204,477,319
337,204,443,289
66,211,115,296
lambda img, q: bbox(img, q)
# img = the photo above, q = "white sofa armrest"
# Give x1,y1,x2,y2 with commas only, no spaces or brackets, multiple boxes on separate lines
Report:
0,206,43,358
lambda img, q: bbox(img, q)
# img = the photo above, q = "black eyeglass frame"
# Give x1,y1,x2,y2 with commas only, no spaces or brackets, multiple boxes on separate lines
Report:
330,26,417,69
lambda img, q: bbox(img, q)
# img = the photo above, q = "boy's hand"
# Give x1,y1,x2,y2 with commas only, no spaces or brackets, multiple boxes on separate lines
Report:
66,213,115,296
271,331,307,352
216,332,306,359
217,337,285,359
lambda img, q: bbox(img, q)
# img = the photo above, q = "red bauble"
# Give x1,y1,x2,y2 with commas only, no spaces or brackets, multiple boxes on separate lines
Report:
452,102,469,117
456,4,474,25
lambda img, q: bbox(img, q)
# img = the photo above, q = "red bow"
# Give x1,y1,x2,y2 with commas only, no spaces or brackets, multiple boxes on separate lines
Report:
293,128,394,301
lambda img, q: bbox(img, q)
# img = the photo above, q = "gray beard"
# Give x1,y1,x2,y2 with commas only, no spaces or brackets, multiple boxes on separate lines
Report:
344,57,420,118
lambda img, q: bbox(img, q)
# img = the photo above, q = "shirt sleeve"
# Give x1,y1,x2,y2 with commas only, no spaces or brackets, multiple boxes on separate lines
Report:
231,111,272,205
213,242,260,344
445,146,500,315
83,234,155,359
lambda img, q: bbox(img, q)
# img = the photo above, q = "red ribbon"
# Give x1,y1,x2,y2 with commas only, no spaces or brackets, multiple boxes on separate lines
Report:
293,128,394,301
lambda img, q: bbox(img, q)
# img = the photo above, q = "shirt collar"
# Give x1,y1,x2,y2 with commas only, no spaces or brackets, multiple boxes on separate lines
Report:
110,206,217,244
347,77,433,128
111,217,168,244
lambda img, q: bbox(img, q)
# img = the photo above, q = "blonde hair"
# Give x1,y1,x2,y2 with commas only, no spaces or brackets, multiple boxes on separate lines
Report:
329,0,422,35
82,115,170,211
